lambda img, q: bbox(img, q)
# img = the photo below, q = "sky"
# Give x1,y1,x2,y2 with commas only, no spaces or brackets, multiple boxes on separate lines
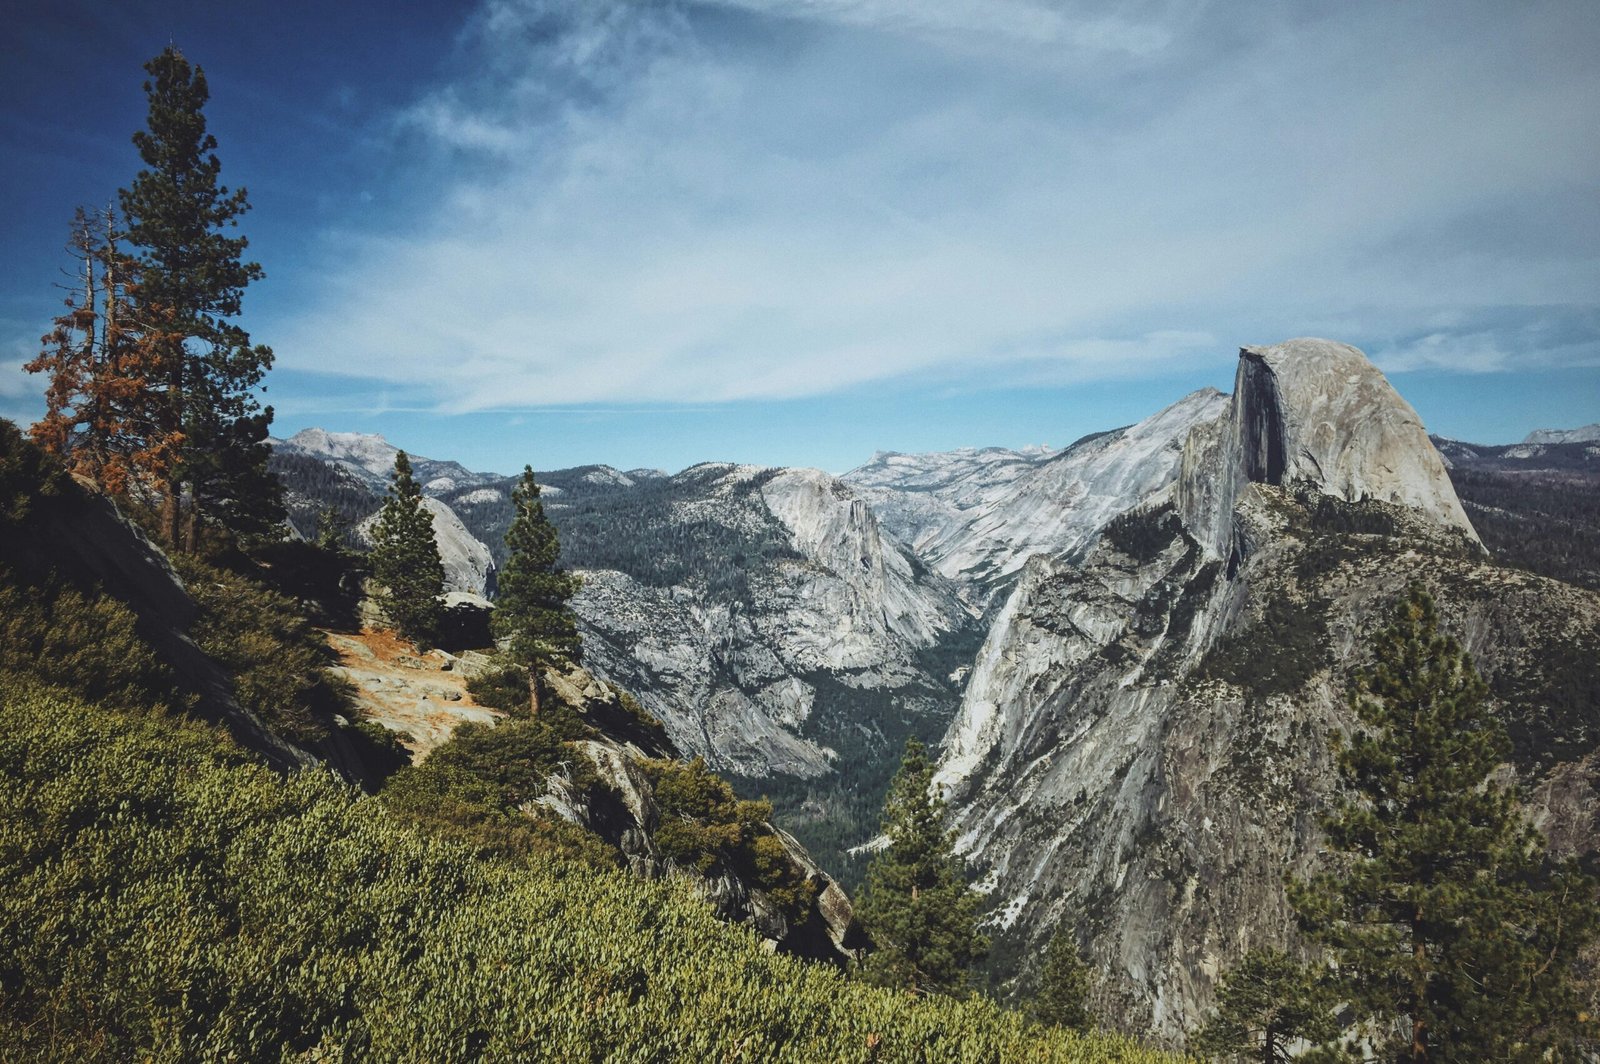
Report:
2,0,1598,476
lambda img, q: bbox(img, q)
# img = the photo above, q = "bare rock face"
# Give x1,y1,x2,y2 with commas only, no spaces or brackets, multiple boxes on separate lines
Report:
572,464,976,780
1179,338,1480,558
930,340,1596,1045
12,476,316,773
846,389,1229,603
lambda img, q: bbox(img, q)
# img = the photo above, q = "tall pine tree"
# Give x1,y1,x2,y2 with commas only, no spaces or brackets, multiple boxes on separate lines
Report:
369,451,443,647
491,465,581,714
1289,587,1599,1062
855,737,988,997
119,46,280,549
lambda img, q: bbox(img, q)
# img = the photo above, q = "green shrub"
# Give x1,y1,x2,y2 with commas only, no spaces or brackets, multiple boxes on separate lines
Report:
379,714,613,869
0,677,1182,1063
0,575,176,715
466,662,533,713
171,554,353,745
1102,506,1185,564
647,757,818,925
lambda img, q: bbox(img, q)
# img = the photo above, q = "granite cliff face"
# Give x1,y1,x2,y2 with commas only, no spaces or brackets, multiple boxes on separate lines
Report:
356,496,496,598
927,340,1598,1042
846,389,1228,603
570,464,976,780
1176,338,1479,558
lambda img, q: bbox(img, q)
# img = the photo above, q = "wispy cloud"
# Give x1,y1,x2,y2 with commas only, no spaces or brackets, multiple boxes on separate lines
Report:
699,0,1190,56
271,0,1600,411
1373,309,1600,375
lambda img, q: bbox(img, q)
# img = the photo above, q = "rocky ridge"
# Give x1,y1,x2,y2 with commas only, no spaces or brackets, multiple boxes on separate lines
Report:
1525,423,1600,446
925,339,1598,1041
273,428,501,497
845,389,1229,603
356,495,496,598
570,463,977,780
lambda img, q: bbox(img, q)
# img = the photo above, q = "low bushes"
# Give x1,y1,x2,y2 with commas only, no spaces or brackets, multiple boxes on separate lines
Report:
0,678,1181,1063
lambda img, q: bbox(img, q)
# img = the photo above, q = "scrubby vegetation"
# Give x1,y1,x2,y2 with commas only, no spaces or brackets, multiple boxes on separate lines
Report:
1449,466,1600,591
0,678,1179,1063
171,552,354,745
645,757,818,925
268,449,382,545
0,577,177,715
1195,591,1331,696
738,664,959,893
1439,439,1600,591
377,688,616,869
1102,505,1185,564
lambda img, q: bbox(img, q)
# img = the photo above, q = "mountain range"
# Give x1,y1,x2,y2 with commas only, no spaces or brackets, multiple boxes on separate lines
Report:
269,339,1600,1042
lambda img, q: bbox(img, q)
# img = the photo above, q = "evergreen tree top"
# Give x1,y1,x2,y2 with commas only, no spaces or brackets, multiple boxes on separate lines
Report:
1289,585,1600,1060
120,46,259,323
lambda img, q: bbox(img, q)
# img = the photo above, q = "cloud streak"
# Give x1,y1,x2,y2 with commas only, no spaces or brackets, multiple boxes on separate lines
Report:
272,0,1600,411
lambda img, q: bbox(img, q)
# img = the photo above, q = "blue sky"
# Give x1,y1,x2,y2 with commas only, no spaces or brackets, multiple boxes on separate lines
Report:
3,0,1598,476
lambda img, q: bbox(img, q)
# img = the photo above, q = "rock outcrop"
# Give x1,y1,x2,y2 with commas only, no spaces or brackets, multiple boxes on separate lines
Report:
1177,339,1480,558
928,340,1596,1043
2,470,317,773
571,464,976,780
356,495,496,597
1524,423,1600,446
273,428,499,497
338,632,857,962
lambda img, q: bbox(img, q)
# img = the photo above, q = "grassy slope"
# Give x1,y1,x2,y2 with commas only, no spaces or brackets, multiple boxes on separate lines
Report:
0,678,1181,1064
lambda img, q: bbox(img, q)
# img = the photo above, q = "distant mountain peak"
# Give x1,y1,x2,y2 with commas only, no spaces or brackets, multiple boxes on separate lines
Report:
1524,423,1600,446
272,427,501,497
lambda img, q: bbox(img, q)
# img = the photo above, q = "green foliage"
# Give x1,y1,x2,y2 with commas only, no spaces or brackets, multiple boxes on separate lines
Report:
1033,930,1095,1033
0,678,1181,1063
1196,591,1330,696
369,450,444,647
1289,587,1600,1062
0,576,176,715
171,553,353,745
466,662,534,714
427,717,597,803
610,684,673,752
380,759,618,870
1103,505,1185,564
1190,950,1336,1063
734,658,966,895
268,449,381,548
354,719,409,758
1448,465,1600,591
493,465,581,672
379,709,612,870
120,47,282,547
856,738,989,997
645,757,819,925
1490,622,1600,767
0,418,69,527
